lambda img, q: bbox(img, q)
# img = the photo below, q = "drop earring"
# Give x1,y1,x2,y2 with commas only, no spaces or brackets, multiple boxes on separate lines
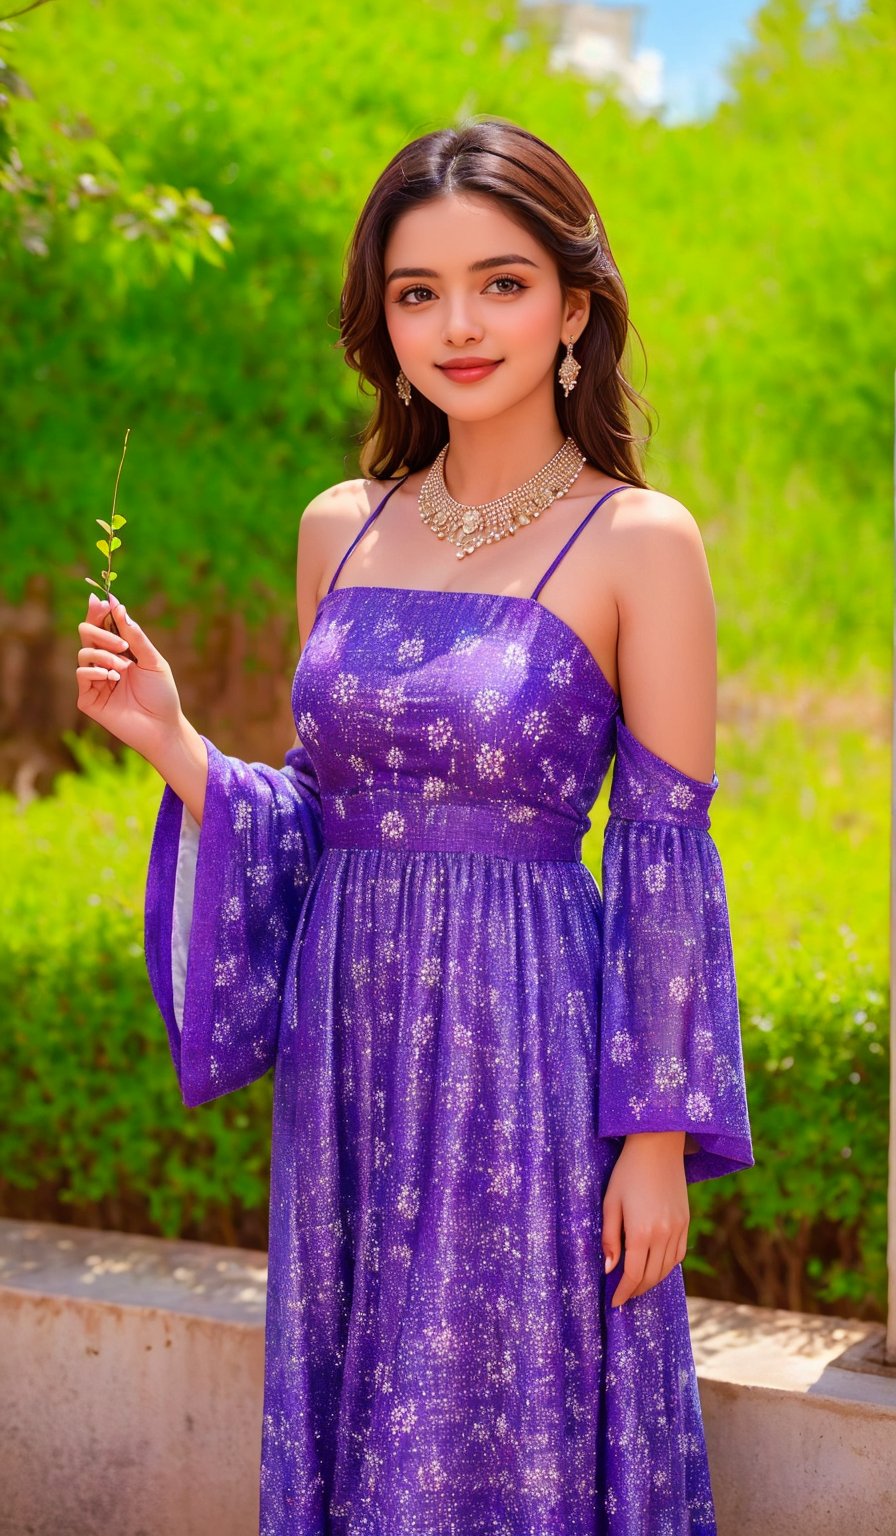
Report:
396,369,412,406
558,335,581,398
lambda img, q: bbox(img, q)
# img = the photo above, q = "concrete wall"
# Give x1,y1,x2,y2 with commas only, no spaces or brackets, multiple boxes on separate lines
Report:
1,1218,895,1536
0,1219,267,1536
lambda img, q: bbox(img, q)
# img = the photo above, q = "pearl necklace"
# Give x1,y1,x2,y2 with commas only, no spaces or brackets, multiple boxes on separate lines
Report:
418,437,588,559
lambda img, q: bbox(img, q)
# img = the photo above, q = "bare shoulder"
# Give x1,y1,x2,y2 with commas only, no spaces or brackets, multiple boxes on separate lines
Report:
610,487,718,780
300,476,368,543
298,477,373,589
301,474,380,515
610,486,713,613
296,477,400,642
611,484,707,545
300,475,405,536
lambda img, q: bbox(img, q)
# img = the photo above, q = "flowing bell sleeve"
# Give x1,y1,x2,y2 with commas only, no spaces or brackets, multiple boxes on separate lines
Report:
598,718,754,1184
144,734,324,1108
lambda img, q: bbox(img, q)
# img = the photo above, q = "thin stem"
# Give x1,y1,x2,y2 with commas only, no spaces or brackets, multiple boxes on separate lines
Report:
105,426,130,597
0,0,59,20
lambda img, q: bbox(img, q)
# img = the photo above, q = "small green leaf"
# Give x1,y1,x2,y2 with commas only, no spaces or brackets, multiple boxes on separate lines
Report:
96,518,112,535
111,514,127,529
110,537,122,551
106,570,118,581
96,539,110,556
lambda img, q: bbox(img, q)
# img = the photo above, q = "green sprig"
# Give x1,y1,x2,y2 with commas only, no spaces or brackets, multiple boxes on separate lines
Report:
85,427,129,602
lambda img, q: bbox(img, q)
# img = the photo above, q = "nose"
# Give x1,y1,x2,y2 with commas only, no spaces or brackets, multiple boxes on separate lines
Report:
441,296,485,349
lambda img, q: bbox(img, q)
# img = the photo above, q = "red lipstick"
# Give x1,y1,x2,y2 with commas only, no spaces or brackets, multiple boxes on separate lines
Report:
436,357,503,382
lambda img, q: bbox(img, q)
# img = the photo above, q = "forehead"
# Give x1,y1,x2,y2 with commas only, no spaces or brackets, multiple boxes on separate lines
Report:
383,192,541,266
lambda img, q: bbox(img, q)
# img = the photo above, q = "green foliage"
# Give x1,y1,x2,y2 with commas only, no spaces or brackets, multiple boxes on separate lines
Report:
0,733,275,1238
0,0,891,1307
0,10,232,282
0,714,889,1313
586,700,890,1314
734,968,888,1313
694,705,890,1311
0,0,891,696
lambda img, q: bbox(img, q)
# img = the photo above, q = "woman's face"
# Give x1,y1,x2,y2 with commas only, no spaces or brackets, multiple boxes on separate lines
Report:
382,191,588,422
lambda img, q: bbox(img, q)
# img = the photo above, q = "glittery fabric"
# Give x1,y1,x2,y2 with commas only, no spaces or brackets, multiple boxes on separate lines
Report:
144,480,753,1535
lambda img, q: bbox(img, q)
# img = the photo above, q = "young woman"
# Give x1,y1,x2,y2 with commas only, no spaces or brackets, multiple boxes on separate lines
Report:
77,117,753,1535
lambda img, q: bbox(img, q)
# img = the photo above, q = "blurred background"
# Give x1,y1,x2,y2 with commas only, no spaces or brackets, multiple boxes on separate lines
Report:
0,0,892,1318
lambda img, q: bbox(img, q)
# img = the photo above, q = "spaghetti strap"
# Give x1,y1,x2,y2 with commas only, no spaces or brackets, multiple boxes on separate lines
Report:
326,475,410,595
530,483,631,601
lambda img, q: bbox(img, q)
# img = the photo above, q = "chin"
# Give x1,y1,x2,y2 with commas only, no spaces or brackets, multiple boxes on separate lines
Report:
435,388,517,419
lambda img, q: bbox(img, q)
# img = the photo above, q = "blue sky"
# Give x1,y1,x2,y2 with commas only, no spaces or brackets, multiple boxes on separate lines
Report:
629,0,865,122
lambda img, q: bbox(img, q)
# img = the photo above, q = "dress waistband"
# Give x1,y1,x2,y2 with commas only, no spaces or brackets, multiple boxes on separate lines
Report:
320,791,585,863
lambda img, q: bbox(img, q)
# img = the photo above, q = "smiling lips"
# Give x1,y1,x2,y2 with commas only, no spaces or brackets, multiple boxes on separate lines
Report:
437,357,503,381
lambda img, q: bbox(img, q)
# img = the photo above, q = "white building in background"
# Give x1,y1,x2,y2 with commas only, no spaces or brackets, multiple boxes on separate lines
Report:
518,2,664,115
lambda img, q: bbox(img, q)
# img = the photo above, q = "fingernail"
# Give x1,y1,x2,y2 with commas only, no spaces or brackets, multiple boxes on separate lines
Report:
605,1256,613,1273
108,670,120,682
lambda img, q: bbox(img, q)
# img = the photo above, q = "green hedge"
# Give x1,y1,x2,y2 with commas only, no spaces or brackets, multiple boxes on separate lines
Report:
0,0,893,694
1,0,890,1316
1,723,888,1317
0,735,274,1242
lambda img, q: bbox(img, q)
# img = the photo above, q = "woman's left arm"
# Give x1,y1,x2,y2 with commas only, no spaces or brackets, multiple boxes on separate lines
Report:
597,492,754,1307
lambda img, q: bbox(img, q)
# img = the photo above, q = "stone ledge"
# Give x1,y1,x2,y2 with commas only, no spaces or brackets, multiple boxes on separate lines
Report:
1,1217,894,1536
688,1292,896,1407
0,1211,269,1323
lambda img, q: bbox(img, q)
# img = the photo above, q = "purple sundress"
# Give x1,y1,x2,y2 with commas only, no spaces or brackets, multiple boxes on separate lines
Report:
145,475,754,1535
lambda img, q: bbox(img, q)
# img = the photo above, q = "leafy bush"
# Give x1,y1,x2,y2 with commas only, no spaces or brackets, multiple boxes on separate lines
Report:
0,0,892,695
0,721,888,1317
0,0,889,1317
0,733,275,1243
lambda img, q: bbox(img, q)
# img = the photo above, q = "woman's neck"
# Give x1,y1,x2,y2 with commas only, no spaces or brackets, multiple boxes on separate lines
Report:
441,410,568,505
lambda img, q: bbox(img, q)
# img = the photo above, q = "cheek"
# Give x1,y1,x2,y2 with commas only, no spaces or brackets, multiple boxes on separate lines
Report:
506,292,562,351
384,304,401,349
386,304,429,358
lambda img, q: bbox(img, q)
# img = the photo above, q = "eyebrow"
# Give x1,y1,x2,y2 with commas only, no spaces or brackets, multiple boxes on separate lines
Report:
384,253,540,283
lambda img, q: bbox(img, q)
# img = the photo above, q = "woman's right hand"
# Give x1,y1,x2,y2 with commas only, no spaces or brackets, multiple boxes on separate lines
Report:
76,592,185,762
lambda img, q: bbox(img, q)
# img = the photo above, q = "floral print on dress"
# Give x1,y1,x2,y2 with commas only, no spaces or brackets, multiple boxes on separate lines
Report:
598,716,753,1183
144,563,753,1536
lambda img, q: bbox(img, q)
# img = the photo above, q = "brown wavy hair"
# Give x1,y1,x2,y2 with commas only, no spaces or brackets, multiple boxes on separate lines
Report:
337,115,654,487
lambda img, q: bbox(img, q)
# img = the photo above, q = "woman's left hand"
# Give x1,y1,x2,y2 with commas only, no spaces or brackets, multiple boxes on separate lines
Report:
602,1131,690,1307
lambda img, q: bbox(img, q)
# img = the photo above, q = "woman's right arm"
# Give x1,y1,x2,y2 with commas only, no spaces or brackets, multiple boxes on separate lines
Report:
76,592,209,825
148,717,209,828
92,529,330,1108
75,477,354,815
95,487,348,1107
